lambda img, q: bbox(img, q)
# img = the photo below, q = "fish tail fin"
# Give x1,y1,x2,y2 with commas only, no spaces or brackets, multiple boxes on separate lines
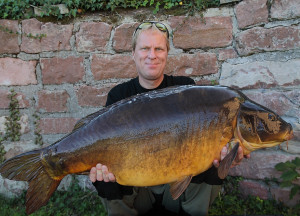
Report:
0,150,61,215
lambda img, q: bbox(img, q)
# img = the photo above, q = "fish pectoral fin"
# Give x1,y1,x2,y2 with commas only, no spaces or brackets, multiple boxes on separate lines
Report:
169,175,192,200
218,142,240,179
77,171,90,175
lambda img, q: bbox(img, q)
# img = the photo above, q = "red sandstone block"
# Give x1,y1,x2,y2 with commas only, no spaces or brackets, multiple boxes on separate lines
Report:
113,23,139,52
229,150,297,180
37,90,69,112
0,20,20,54
245,90,299,116
169,16,233,49
236,26,300,56
235,0,268,29
238,180,269,200
38,118,79,134
91,54,137,80
0,57,37,86
75,85,115,107
21,18,73,53
270,186,300,207
76,22,112,52
40,56,85,84
165,53,218,76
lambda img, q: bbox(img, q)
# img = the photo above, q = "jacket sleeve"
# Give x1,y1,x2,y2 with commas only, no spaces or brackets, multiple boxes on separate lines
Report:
191,166,223,185
92,181,133,200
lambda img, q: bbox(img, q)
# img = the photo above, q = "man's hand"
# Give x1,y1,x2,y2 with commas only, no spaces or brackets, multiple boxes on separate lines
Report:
213,144,250,168
89,163,116,183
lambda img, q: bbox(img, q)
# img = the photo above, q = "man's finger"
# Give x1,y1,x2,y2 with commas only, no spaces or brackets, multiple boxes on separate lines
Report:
220,146,227,161
213,159,220,168
102,165,109,182
108,173,116,182
89,167,97,183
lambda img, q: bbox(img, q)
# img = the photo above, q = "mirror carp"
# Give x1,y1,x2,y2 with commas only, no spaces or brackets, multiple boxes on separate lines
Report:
0,85,293,214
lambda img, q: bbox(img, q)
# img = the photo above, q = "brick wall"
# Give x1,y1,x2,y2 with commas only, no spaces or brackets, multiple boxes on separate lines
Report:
0,0,300,205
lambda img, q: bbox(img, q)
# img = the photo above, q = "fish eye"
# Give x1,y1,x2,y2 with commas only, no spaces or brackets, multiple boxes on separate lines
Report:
268,114,276,121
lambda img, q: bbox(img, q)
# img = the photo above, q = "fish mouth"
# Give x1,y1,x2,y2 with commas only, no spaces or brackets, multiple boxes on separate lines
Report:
285,130,294,141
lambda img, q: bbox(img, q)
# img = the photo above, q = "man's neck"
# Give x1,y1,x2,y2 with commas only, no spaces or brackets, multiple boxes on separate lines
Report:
138,75,164,89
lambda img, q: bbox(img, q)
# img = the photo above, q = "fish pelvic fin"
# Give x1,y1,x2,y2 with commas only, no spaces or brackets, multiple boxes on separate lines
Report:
217,142,240,179
169,175,192,200
0,150,61,215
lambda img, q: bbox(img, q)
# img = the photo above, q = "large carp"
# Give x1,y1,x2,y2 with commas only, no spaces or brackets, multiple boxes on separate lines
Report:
0,85,293,214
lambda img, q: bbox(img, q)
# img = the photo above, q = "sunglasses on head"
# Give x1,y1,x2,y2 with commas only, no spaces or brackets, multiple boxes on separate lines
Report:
133,21,169,39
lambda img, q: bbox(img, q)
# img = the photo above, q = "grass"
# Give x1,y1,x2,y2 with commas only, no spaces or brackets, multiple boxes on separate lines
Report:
0,177,107,216
0,176,299,215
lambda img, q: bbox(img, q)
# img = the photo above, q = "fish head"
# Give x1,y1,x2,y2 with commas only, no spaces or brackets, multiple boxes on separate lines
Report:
236,100,293,153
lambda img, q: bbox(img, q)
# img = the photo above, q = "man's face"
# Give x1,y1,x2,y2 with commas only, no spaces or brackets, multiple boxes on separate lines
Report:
133,29,168,87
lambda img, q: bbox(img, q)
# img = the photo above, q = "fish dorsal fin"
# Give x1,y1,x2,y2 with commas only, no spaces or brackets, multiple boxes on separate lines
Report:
169,175,192,200
73,109,107,131
218,142,240,179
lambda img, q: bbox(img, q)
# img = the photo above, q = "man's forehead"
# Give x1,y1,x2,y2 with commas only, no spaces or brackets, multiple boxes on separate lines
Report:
136,30,167,46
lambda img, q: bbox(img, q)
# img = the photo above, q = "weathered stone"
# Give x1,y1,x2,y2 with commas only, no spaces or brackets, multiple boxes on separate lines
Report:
0,116,5,134
235,0,268,29
218,48,237,61
229,150,297,180
21,18,73,53
40,56,85,84
238,180,269,200
0,20,20,54
37,90,69,112
0,175,27,198
113,23,139,52
169,16,233,49
91,54,137,80
4,140,38,160
0,90,30,109
271,0,300,20
165,53,218,76
282,141,300,154
236,26,300,56
75,85,115,107
38,118,79,134
244,89,299,117
220,59,300,89
76,22,112,52
270,185,300,207
0,58,37,86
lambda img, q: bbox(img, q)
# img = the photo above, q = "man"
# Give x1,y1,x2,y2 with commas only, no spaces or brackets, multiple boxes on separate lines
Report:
89,21,249,215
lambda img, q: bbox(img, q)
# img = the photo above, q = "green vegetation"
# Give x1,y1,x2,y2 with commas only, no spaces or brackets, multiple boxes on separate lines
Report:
0,176,107,216
275,157,300,213
0,134,5,163
0,176,298,216
4,89,21,142
0,0,220,20
209,176,299,216
33,112,44,146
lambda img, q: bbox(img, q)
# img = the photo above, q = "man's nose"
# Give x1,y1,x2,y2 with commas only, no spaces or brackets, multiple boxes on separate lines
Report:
148,48,156,59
